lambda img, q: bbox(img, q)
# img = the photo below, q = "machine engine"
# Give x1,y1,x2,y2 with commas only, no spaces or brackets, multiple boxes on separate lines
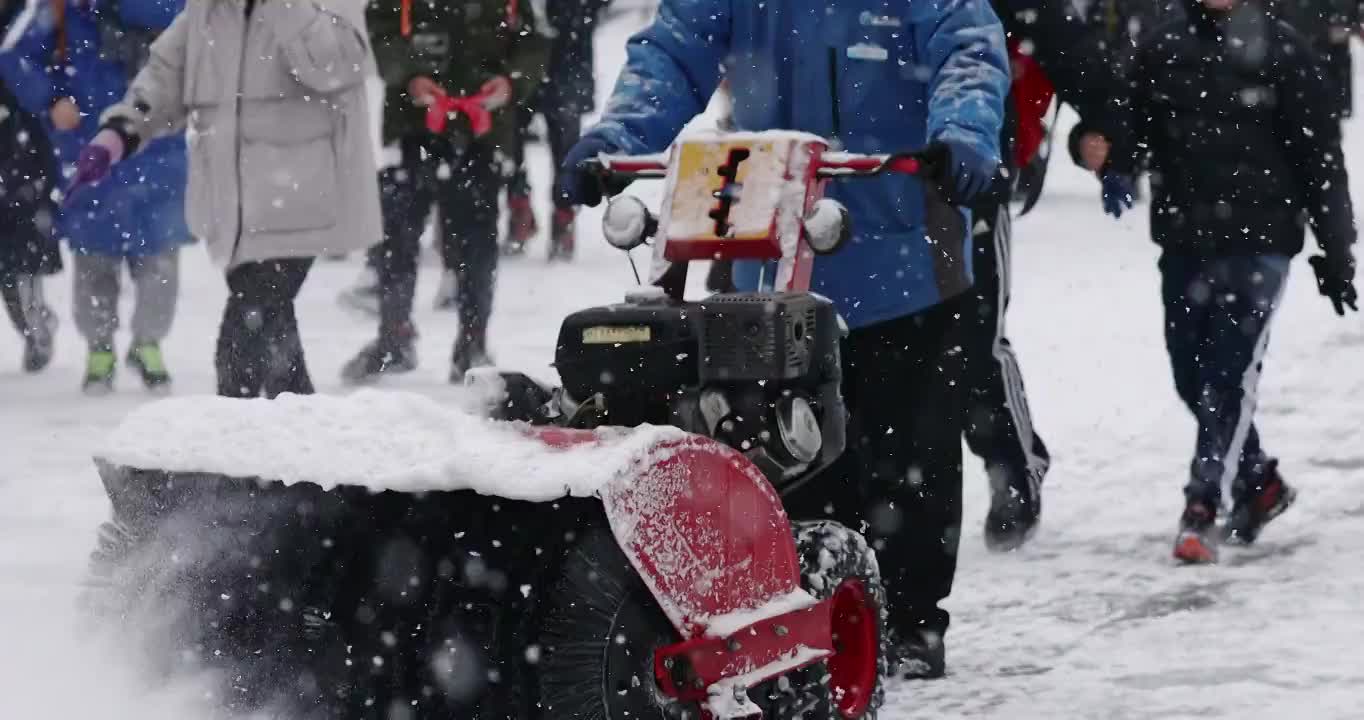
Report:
552,290,846,490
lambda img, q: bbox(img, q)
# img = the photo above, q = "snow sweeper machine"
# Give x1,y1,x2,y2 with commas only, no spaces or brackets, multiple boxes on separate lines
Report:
87,131,938,719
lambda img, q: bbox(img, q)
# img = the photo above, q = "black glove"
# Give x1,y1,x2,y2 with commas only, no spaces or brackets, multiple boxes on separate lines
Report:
920,140,1000,206
556,134,619,208
1309,252,1359,316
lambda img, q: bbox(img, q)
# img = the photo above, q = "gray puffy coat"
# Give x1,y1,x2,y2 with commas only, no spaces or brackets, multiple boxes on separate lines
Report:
103,0,380,268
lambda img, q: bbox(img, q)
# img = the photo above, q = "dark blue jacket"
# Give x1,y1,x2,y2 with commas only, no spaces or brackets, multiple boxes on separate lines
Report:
586,0,1009,327
0,0,188,256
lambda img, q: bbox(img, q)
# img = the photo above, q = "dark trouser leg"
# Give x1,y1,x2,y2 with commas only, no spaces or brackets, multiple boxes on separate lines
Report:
374,159,436,340
260,259,315,398
507,104,535,198
785,296,967,636
1161,253,1288,506
438,143,503,350
544,100,582,211
961,199,1050,488
217,258,315,398
1,274,42,336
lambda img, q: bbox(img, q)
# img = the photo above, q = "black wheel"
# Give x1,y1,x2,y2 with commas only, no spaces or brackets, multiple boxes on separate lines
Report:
787,520,887,719
536,529,702,719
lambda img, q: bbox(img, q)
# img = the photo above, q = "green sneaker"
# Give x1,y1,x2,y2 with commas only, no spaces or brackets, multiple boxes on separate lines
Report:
83,349,116,395
126,342,172,392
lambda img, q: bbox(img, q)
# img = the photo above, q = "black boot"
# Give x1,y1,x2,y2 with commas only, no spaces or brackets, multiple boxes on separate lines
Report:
983,464,1042,552
1225,459,1296,545
890,627,947,680
341,323,419,385
547,208,576,261
449,333,492,384
3,275,56,373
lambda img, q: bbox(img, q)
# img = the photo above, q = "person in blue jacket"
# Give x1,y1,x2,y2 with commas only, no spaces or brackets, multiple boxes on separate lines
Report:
558,0,1010,679
1,0,188,393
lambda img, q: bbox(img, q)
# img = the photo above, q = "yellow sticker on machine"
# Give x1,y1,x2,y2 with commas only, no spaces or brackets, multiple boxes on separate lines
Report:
582,325,653,344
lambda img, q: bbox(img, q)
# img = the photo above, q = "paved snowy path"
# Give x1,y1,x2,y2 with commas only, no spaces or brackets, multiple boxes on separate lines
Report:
2,16,1363,718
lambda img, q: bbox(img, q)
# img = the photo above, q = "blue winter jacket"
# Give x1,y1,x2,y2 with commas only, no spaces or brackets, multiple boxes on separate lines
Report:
0,0,188,257
588,0,1009,327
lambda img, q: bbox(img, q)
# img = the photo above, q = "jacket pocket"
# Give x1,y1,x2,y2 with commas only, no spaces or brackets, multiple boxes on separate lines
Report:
239,100,340,233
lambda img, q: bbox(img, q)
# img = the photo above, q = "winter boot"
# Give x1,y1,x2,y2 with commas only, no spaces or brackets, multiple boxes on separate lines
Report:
1224,459,1297,546
984,464,1042,552
21,304,57,374
341,324,419,385
1173,500,1218,564
4,275,56,373
890,628,947,680
449,334,492,384
83,347,116,395
548,208,576,261
433,269,458,311
502,193,538,256
126,342,172,392
337,265,381,316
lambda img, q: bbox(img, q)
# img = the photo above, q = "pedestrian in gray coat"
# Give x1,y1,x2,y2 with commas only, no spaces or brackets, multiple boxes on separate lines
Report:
69,0,381,398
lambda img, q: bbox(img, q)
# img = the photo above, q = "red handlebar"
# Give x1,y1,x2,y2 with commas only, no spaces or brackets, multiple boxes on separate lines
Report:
584,150,926,181
814,152,924,177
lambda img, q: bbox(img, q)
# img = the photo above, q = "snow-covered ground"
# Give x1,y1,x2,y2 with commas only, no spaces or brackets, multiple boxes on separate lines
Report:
2,10,1363,718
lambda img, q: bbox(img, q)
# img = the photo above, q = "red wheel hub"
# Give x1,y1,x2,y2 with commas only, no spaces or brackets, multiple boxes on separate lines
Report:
827,579,878,718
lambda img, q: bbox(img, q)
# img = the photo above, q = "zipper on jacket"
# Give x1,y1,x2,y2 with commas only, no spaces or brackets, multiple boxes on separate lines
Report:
229,2,249,265
827,47,841,140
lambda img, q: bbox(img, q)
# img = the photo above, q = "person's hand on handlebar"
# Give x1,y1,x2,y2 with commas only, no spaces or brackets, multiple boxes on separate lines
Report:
557,135,620,207
922,140,999,206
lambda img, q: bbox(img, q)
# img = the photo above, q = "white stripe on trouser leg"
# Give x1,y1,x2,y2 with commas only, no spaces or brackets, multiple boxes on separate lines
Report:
1217,281,1286,492
988,205,1047,481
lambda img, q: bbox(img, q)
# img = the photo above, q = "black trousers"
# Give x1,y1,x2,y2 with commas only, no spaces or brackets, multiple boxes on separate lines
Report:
1160,252,1288,505
507,100,582,210
785,294,967,636
961,198,1051,493
216,258,314,398
371,139,502,347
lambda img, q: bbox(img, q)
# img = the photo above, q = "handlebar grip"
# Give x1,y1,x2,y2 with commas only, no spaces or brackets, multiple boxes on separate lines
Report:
883,154,925,176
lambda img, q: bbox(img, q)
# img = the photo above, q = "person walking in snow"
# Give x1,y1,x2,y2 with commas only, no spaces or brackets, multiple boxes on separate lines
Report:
0,53,61,373
559,0,1010,679
501,0,609,260
963,0,1125,552
339,0,547,384
68,0,380,398
1101,0,1357,564
4,0,189,393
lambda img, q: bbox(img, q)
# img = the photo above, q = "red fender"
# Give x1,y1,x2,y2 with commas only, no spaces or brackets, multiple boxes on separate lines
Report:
527,427,803,638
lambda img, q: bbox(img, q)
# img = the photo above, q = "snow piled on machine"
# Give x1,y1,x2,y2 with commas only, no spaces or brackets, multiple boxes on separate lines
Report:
97,389,688,499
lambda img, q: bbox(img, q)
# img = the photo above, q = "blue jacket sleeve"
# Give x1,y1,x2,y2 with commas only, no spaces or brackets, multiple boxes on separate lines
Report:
0,0,60,117
587,0,729,154
919,0,1009,165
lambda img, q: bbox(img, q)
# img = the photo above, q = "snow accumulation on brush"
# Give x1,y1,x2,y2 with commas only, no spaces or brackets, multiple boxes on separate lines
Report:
703,587,818,638
97,389,687,499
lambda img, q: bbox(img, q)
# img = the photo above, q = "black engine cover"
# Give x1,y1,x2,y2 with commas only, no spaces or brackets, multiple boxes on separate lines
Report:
698,292,837,383
555,301,701,426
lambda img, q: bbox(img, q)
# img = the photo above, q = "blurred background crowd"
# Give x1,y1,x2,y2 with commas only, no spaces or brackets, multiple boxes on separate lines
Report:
0,0,1359,393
